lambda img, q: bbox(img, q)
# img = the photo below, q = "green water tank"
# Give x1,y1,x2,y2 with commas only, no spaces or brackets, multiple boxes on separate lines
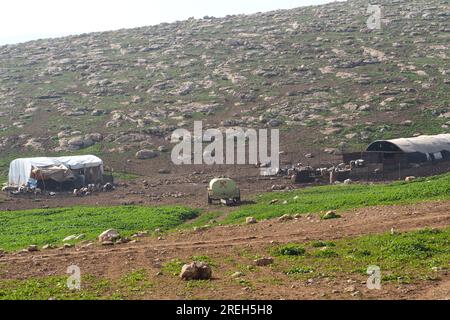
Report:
207,178,240,204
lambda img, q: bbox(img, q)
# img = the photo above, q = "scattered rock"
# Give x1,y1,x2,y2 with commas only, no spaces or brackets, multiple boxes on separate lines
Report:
344,285,356,293
135,149,158,160
180,262,212,280
98,229,120,242
278,214,293,222
27,245,38,252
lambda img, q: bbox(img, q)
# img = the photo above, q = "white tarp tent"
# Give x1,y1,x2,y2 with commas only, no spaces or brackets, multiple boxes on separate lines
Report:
8,155,103,187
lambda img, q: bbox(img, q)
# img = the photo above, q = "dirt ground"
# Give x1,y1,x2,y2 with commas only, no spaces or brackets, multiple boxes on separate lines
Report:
1,200,449,300
0,160,316,211
0,124,347,212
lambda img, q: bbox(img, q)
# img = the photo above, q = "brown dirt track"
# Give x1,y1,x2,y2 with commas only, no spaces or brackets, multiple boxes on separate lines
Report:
1,200,449,300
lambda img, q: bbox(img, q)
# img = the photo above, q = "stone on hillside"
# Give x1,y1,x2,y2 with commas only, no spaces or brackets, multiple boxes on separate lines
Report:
177,82,194,96
254,257,274,266
180,262,212,280
135,149,158,159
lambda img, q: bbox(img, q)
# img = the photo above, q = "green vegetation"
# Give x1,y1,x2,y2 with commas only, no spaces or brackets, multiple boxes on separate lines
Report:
223,173,450,223
178,211,223,230
0,269,157,300
162,259,185,276
274,228,450,282
0,275,113,300
3,171,450,253
285,266,314,275
311,240,336,248
273,244,306,256
1,227,448,299
162,255,216,277
0,206,199,252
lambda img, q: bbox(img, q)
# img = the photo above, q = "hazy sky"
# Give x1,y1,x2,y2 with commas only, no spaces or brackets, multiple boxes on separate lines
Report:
0,0,335,45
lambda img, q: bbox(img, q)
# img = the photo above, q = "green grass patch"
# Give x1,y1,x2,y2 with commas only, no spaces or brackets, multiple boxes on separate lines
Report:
191,255,217,267
224,173,450,223
310,241,336,248
117,269,153,298
275,227,450,283
178,211,223,230
112,171,140,181
162,259,185,276
0,270,156,300
285,266,314,275
0,206,199,252
273,244,306,256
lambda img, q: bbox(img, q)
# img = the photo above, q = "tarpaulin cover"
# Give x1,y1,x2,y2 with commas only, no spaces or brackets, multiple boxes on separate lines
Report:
8,155,103,187
367,134,450,154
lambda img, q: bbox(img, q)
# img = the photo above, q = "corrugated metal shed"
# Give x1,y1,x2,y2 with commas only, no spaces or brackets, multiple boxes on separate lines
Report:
367,134,450,154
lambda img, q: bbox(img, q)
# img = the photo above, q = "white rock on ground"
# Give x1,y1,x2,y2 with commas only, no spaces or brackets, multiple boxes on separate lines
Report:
135,149,158,159
98,229,120,242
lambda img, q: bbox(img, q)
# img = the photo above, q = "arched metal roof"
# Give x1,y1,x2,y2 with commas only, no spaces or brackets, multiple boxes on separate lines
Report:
366,134,450,154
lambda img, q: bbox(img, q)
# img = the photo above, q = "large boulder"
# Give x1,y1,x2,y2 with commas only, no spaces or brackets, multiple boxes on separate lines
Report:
59,133,103,151
180,262,212,280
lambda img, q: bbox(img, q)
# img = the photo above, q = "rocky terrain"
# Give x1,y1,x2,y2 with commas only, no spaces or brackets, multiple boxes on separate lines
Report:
0,0,449,180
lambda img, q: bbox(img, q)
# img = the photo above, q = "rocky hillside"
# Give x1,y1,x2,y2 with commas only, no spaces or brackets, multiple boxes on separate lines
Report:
0,0,449,171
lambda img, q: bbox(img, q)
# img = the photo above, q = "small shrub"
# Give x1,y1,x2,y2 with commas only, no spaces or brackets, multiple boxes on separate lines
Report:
311,241,336,248
285,266,314,275
273,244,306,256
